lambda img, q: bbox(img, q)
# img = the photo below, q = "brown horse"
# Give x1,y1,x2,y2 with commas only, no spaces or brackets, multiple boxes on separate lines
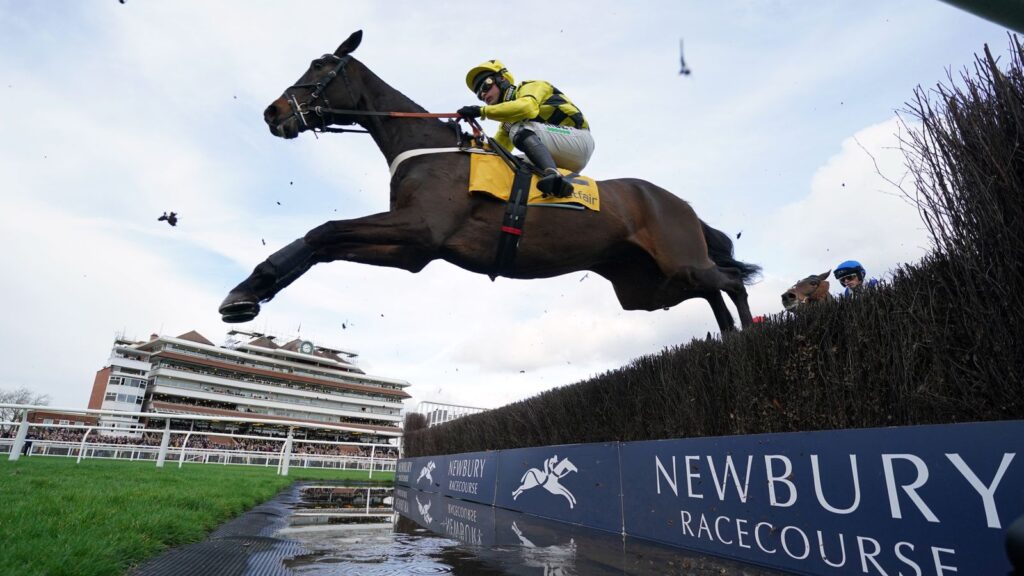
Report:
781,271,832,310
219,31,760,332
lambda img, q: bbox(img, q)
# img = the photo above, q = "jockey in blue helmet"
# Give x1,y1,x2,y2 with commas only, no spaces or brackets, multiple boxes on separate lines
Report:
833,260,877,295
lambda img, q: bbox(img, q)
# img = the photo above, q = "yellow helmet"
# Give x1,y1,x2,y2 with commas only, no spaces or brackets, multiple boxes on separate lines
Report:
465,60,515,94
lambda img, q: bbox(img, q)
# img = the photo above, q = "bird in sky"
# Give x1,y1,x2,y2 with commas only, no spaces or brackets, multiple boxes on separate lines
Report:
157,211,178,226
679,38,691,76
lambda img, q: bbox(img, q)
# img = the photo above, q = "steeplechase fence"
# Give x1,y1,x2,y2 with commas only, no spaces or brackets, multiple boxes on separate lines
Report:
0,403,398,477
397,420,1024,575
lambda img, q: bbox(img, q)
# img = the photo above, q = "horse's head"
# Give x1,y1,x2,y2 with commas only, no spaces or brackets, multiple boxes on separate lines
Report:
264,30,365,139
781,271,832,310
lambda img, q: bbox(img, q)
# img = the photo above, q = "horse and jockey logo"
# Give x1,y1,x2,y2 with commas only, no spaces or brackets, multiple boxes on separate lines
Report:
415,495,433,524
416,460,436,484
512,454,578,508
511,521,577,575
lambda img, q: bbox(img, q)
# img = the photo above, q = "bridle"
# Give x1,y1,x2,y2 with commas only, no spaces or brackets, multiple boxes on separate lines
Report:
274,53,485,141
277,53,370,136
784,278,831,308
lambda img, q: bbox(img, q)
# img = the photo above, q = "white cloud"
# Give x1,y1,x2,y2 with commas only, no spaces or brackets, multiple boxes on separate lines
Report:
758,117,931,286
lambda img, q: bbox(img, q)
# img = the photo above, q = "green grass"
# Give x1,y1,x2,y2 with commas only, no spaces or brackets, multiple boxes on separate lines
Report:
0,456,394,576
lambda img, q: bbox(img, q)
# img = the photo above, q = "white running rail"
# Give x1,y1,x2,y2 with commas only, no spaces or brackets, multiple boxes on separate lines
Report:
0,403,400,477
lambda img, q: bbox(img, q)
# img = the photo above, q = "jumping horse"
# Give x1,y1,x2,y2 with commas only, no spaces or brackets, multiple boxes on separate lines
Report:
781,271,833,310
219,31,761,332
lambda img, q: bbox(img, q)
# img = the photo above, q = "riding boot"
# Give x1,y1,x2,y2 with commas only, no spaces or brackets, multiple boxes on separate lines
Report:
513,130,574,198
218,238,315,323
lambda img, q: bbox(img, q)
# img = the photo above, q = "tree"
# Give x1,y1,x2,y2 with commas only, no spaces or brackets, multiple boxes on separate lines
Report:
0,387,50,435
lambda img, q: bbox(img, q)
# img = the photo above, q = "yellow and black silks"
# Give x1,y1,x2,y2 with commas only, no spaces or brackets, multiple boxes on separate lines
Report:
480,80,589,152
468,153,600,211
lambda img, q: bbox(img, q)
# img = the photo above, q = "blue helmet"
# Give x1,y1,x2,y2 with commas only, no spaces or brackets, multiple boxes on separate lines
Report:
834,260,866,281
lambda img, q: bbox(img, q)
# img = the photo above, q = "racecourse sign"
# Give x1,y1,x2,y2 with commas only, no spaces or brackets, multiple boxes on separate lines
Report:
397,420,1023,574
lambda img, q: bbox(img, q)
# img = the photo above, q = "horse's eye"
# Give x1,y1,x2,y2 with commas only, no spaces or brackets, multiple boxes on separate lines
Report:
810,280,819,286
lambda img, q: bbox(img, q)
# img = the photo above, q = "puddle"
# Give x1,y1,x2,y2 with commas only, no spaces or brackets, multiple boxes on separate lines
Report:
277,484,794,575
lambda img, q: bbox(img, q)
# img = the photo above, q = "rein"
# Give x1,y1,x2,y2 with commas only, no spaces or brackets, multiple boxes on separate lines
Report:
279,52,524,175
304,109,467,134
279,52,486,139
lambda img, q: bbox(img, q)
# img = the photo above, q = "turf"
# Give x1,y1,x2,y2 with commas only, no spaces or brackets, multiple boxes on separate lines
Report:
0,456,393,576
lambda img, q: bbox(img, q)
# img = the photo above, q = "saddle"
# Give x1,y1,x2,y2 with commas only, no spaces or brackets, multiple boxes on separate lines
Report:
468,153,600,211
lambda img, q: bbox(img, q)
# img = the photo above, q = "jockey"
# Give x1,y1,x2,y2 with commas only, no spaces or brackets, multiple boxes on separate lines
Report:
833,260,878,295
457,59,595,198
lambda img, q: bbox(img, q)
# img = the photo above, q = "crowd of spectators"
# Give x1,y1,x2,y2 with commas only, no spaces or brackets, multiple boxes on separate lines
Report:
294,443,397,458
230,437,397,458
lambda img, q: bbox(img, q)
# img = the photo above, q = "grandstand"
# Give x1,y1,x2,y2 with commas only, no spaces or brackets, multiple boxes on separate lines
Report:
85,329,408,447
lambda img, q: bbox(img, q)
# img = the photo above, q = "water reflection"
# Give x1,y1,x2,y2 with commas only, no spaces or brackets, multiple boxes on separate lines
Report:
281,484,792,575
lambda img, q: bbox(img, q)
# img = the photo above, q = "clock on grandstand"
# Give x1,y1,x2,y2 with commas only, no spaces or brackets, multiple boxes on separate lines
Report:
299,341,314,354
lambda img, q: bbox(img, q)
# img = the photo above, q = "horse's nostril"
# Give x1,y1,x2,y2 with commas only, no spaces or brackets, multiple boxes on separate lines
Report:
264,104,277,122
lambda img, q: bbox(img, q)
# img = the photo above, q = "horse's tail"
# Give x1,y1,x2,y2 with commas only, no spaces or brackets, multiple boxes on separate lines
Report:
701,220,762,285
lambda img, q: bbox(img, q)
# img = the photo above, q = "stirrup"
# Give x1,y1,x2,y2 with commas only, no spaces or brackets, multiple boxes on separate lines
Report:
537,169,573,198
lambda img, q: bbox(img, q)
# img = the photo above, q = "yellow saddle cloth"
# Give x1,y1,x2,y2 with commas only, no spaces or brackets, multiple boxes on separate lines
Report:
468,153,600,211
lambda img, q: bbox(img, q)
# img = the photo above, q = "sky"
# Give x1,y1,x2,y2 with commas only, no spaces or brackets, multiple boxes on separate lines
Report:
0,1,1014,415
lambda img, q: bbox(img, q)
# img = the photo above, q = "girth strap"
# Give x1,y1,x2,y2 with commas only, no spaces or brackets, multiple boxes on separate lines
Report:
491,164,534,280
388,147,491,176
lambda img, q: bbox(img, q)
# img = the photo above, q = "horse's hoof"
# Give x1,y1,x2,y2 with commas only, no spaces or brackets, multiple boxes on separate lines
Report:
219,296,260,323
222,309,259,323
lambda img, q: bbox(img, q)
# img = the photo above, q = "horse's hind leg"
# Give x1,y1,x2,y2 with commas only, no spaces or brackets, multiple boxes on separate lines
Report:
702,289,736,333
725,286,753,328
717,267,754,328
688,265,756,331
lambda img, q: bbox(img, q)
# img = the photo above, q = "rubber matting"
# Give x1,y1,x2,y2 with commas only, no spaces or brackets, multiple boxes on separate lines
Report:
130,482,310,576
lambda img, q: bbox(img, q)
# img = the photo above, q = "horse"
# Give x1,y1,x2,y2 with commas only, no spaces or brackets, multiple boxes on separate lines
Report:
218,30,761,332
781,271,833,310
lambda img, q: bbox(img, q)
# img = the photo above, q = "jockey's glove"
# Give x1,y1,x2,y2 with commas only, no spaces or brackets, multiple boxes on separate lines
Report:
457,105,482,119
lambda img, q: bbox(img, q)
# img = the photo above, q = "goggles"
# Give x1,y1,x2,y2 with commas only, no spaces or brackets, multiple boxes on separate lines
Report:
838,273,860,285
476,76,496,99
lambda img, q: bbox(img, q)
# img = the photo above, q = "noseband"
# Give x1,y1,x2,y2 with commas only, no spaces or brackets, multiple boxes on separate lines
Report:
277,54,369,136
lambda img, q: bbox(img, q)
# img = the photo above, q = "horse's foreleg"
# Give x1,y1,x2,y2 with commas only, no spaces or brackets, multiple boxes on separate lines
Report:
219,210,442,323
219,238,317,323
304,210,437,249
314,243,435,272
551,484,576,509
